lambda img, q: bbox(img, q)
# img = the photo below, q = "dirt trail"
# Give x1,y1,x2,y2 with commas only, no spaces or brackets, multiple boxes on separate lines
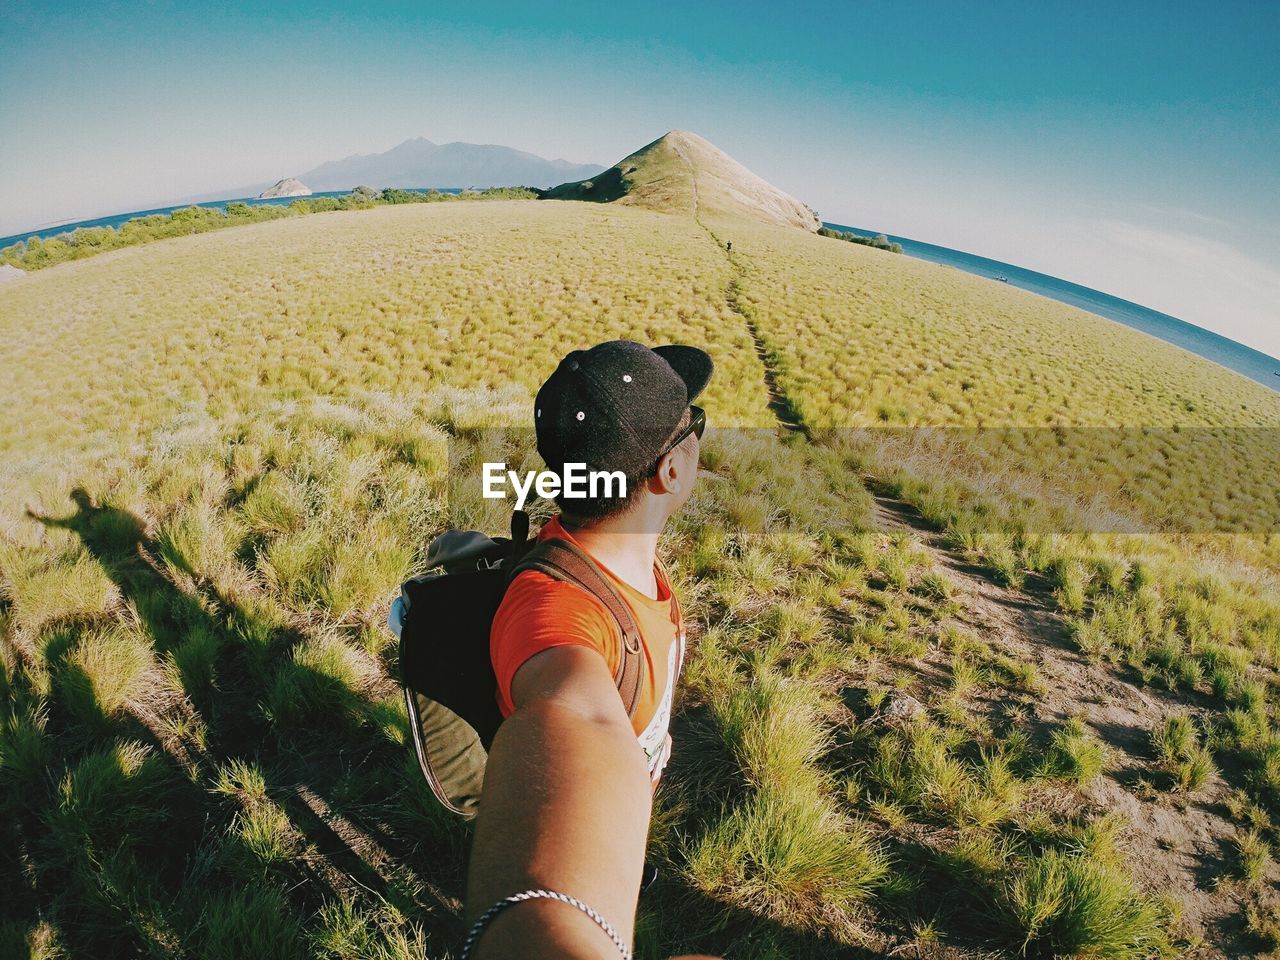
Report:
870,481,1246,955
669,136,701,222
675,143,803,436
688,207,1249,953
725,274,803,432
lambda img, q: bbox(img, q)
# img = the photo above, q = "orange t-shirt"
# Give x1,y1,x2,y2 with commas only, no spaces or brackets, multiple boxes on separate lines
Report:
490,516,685,780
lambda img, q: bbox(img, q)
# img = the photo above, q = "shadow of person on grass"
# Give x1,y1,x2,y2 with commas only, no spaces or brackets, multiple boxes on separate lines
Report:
25,488,471,956
29,487,197,659
26,489,882,960
638,877,889,960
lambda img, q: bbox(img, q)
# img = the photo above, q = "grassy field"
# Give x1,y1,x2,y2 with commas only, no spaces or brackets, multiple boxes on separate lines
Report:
0,201,772,516
3,198,1280,959
0,188,540,273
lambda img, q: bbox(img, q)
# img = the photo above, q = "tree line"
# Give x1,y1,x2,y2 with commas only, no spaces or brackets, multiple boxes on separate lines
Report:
1,187,540,271
817,225,903,254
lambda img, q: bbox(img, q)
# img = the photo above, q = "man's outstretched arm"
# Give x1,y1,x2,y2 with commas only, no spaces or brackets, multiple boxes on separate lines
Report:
464,644,652,959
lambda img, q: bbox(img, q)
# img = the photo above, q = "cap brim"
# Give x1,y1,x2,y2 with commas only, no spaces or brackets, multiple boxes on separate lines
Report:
653,344,713,402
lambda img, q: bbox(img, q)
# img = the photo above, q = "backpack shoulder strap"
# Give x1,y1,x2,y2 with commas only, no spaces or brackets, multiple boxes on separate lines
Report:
509,538,644,718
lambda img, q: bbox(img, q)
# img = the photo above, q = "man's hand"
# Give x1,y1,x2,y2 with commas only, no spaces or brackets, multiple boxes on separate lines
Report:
464,645,653,959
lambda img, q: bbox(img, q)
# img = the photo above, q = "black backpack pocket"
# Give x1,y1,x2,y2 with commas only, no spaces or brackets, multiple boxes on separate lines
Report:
399,567,508,818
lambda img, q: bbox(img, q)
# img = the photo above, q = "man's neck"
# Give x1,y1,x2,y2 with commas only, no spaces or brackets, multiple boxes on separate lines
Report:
561,508,664,600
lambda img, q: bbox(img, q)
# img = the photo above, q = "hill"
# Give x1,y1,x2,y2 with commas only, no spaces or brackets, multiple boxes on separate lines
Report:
296,137,605,191
542,129,821,231
2,195,1280,958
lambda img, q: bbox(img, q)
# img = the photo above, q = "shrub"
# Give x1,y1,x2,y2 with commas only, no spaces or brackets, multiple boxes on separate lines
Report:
1233,829,1272,886
1151,713,1195,764
156,499,243,581
816,226,903,254
312,898,431,960
1040,718,1106,786
710,670,827,791
266,636,368,730
199,886,305,960
231,801,294,872
0,703,49,795
1247,901,1280,951
1051,559,1090,614
915,570,955,602
60,624,156,726
6,551,116,635
1175,748,1215,794
1003,849,1169,958
685,781,888,927
168,621,222,699
46,742,174,852
987,546,1027,590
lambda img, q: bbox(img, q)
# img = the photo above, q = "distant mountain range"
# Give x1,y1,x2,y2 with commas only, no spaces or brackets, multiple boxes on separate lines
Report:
196,138,606,203
297,138,604,192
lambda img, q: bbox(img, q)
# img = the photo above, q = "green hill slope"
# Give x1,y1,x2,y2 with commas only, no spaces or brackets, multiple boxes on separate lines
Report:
2,172,1279,959
542,129,821,231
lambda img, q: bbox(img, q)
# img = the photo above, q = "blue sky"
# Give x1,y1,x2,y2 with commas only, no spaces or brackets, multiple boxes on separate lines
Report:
2,0,1277,355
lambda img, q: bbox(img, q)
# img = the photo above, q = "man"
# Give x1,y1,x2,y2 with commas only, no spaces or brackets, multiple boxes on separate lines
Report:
462,340,712,960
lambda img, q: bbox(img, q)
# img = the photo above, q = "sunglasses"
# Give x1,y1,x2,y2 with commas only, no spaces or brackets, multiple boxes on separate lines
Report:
655,405,706,463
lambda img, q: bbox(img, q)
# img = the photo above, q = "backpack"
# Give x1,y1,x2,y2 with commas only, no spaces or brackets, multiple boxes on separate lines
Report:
390,510,645,818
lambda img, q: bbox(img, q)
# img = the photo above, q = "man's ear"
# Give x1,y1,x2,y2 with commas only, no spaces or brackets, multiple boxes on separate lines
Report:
648,447,689,497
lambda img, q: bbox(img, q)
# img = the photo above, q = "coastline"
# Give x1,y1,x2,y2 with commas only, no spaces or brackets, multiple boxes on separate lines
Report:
826,222,1280,392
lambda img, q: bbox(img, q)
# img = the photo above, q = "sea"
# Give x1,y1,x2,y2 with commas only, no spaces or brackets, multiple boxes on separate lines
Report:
825,222,1280,392
1,201,1274,392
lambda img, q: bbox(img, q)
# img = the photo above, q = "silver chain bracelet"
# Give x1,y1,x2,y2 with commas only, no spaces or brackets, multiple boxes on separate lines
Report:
460,888,632,959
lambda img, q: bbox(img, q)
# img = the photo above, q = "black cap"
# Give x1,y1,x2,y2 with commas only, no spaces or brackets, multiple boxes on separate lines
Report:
535,340,713,477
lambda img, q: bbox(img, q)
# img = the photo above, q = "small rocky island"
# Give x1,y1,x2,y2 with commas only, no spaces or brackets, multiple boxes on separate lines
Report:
257,178,312,199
